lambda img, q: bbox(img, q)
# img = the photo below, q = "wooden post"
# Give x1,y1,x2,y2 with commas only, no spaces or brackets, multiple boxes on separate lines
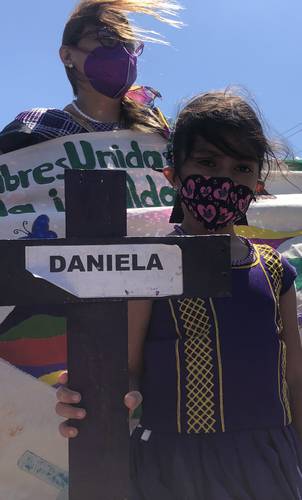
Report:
65,170,130,500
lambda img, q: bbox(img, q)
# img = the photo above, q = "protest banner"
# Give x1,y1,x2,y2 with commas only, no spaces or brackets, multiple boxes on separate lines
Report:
0,132,170,500
0,130,171,240
0,130,170,385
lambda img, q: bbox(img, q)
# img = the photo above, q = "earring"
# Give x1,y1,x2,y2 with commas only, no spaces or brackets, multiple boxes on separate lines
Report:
65,63,74,69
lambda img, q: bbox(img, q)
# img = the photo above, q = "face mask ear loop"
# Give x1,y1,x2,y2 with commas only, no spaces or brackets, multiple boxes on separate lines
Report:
168,172,185,224
169,192,184,224
163,132,186,224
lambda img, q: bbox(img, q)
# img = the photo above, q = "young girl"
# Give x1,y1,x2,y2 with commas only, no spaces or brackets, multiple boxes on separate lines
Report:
56,90,302,500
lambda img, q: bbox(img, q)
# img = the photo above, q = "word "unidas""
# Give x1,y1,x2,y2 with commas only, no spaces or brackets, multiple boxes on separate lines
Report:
0,140,164,194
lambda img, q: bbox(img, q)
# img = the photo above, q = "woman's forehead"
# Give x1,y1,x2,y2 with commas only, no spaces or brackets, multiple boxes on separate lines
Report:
81,22,109,34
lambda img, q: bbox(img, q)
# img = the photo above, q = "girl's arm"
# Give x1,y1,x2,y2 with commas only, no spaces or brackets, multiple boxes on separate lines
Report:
128,299,153,392
127,299,153,430
56,299,153,438
280,285,302,440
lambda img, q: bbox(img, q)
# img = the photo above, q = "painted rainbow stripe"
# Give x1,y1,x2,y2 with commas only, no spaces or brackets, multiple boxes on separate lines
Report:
0,315,67,386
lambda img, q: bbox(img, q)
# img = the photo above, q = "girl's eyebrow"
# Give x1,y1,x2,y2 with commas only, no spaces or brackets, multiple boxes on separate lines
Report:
192,149,258,163
191,149,222,157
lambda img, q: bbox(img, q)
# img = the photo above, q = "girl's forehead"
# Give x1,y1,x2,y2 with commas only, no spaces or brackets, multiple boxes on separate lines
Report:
192,136,222,155
191,133,260,162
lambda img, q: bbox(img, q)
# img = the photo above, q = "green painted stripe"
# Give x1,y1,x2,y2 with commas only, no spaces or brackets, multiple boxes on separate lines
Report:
0,315,66,341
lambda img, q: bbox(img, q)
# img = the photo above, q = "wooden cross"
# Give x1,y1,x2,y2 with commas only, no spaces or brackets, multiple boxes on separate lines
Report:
0,170,231,500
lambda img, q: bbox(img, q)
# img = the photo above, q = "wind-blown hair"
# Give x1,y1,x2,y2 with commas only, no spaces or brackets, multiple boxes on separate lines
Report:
63,0,182,44
169,89,290,222
62,0,182,133
172,90,278,176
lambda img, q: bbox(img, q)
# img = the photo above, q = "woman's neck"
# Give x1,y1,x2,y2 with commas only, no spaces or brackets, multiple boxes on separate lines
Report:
73,89,122,123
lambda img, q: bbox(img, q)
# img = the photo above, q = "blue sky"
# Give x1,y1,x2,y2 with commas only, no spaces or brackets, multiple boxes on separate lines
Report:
1,0,302,154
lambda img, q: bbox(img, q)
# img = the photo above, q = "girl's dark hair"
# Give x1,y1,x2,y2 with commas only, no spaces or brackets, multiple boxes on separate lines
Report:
61,0,181,134
170,89,286,222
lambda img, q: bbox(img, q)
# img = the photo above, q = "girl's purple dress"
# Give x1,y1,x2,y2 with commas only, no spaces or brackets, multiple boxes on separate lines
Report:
130,236,302,500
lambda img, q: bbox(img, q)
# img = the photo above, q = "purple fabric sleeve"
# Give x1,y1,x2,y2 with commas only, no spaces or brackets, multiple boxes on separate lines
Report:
280,255,298,295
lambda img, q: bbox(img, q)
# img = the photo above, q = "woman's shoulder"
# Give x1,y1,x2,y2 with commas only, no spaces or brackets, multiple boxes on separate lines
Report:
0,107,76,154
1,108,68,128
14,107,68,122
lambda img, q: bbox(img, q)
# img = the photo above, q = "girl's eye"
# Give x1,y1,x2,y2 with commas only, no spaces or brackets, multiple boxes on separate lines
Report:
192,158,216,168
236,165,253,173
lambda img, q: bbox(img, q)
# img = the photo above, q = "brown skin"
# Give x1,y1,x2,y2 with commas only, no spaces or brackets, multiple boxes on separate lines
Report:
56,136,302,440
280,286,302,440
59,25,122,123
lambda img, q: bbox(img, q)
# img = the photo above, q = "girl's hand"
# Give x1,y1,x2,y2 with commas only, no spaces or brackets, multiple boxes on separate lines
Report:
56,372,85,438
124,391,143,417
55,372,143,438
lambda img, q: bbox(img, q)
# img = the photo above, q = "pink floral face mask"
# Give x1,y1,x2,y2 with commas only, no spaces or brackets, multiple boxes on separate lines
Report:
179,175,254,231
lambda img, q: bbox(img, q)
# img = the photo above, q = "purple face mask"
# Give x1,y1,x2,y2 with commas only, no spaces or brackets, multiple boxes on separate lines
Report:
84,44,137,98
179,175,254,231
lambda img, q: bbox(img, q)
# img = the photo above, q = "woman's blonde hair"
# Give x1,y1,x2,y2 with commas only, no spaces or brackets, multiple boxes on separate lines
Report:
64,0,182,42
62,0,182,135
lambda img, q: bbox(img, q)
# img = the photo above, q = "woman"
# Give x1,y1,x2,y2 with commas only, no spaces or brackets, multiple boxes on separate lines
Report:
0,0,181,153
0,0,181,382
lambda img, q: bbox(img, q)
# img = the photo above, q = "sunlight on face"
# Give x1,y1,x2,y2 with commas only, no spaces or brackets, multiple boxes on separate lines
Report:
66,25,108,74
179,135,259,192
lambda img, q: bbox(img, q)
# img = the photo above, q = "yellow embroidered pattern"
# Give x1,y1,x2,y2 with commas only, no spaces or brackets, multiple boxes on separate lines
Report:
257,245,291,423
281,340,292,423
179,298,216,433
256,245,284,333
256,245,283,295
